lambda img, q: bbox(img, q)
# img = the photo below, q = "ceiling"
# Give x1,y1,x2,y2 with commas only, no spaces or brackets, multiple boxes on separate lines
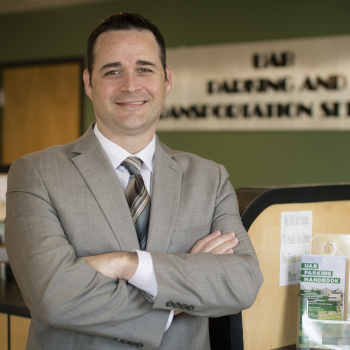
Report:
0,0,113,14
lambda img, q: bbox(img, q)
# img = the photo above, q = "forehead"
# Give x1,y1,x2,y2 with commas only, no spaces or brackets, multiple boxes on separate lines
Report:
93,29,161,67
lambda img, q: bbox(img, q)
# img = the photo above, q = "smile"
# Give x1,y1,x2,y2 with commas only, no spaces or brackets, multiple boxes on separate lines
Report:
117,101,146,106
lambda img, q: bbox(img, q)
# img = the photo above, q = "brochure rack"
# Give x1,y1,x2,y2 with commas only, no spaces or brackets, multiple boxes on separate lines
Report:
298,296,350,349
297,233,350,349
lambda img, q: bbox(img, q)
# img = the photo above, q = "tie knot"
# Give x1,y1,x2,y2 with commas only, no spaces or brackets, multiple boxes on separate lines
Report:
121,156,142,176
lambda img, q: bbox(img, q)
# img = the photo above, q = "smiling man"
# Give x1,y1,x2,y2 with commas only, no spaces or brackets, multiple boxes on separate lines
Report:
5,13,263,350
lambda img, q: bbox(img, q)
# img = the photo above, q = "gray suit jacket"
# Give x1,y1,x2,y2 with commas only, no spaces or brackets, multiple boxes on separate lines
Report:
5,124,263,350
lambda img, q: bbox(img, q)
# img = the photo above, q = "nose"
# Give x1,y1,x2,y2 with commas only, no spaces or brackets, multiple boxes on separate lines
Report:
120,72,141,93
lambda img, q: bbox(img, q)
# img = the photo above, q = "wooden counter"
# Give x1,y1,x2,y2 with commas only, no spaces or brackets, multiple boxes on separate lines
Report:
210,184,350,350
0,282,30,350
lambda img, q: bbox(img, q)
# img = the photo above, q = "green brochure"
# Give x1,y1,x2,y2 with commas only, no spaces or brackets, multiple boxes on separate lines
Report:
299,255,347,348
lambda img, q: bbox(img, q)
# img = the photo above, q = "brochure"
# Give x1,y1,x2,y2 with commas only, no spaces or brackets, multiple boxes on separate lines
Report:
299,255,346,348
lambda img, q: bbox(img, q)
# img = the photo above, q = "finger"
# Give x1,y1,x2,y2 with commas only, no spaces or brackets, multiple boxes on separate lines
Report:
195,234,232,253
211,238,238,255
200,232,237,253
226,231,236,239
190,231,221,253
231,236,239,248
223,248,234,254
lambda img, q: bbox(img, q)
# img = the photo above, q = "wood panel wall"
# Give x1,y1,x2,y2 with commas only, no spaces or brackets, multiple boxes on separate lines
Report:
0,313,7,350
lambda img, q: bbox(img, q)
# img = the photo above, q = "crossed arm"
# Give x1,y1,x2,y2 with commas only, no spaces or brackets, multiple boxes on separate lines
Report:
83,230,239,280
83,230,239,316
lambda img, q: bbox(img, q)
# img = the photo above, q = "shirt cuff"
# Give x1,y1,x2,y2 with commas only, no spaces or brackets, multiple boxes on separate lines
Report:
128,250,157,297
165,310,174,331
128,250,174,331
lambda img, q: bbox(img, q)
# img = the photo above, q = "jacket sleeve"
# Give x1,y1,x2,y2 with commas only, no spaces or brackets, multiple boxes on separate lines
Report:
5,157,169,350
150,164,263,316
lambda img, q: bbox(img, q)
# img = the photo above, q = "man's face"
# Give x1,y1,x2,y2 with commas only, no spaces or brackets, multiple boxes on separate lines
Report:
83,29,172,139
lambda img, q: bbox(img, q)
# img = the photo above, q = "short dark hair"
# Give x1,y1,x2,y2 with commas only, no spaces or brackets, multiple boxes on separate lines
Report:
87,13,167,84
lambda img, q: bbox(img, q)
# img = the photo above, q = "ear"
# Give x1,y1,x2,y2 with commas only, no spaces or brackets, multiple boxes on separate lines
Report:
83,69,92,100
165,66,172,97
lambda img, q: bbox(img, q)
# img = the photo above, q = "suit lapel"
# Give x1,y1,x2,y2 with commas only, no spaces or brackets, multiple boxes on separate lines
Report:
71,126,140,252
146,138,182,252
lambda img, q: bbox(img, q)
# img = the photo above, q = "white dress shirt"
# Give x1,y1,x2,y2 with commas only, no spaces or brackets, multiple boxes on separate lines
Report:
94,124,174,330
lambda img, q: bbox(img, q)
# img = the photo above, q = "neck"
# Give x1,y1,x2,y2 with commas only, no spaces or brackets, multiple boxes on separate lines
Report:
96,123,155,154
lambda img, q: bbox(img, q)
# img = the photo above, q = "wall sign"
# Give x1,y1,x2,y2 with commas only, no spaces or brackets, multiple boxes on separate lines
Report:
280,211,312,287
158,35,350,131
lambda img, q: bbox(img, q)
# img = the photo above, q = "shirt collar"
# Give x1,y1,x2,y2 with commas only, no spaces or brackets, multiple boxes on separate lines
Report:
94,123,155,172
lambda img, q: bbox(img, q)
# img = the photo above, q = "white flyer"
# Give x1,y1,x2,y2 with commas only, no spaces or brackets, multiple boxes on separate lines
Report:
0,175,7,203
0,247,8,262
280,210,312,286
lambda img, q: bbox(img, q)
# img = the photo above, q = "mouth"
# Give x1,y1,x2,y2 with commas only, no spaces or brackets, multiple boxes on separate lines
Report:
116,101,147,107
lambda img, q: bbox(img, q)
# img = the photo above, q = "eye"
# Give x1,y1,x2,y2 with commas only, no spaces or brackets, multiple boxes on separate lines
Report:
139,68,152,73
104,70,120,76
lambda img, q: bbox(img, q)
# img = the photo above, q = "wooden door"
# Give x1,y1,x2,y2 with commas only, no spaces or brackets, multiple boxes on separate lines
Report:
1,61,83,164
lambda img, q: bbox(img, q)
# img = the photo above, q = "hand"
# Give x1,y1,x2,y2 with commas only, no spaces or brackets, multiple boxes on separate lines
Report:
190,231,238,255
82,252,138,280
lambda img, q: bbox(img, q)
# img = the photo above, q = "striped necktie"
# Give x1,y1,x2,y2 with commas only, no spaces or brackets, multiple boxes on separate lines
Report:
121,157,150,250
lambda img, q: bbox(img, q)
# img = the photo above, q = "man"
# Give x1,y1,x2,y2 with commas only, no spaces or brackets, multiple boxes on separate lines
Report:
5,13,263,350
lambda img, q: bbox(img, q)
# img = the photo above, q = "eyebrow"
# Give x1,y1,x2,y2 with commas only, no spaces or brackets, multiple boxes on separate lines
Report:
99,62,122,72
136,60,156,68
99,60,157,73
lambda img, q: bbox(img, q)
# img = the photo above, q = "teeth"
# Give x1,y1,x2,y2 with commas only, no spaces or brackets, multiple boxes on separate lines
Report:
117,101,145,106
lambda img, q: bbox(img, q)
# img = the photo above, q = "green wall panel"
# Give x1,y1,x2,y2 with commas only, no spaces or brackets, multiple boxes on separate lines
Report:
157,131,350,189
1,0,350,188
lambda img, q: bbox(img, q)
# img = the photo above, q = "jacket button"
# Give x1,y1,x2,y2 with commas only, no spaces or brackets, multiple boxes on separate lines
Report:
114,338,121,342
175,302,181,309
180,304,187,310
136,343,144,348
187,305,195,311
165,301,174,307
